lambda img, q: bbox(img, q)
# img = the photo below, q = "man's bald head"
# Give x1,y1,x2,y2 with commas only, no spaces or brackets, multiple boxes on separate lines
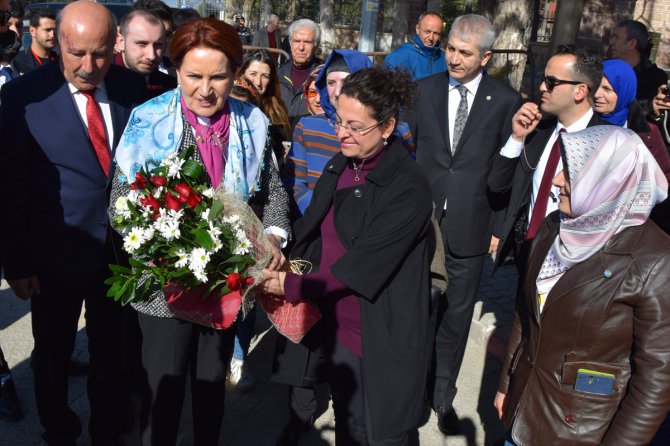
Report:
56,1,117,91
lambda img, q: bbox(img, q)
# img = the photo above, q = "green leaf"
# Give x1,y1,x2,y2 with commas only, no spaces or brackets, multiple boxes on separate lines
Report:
128,258,147,269
195,229,213,249
180,145,196,160
182,159,204,179
109,264,132,274
209,200,224,221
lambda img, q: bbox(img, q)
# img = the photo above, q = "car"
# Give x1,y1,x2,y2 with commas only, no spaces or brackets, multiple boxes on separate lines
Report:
21,2,133,50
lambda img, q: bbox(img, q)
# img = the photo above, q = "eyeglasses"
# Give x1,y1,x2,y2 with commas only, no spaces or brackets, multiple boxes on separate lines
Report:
328,118,385,136
541,75,586,92
306,89,318,99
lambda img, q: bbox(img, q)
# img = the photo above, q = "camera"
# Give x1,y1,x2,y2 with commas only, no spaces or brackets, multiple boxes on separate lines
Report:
0,10,11,27
663,87,670,101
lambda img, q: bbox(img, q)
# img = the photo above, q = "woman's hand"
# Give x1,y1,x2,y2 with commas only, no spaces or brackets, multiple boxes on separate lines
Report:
494,391,507,420
261,269,286,296
266,234,286,271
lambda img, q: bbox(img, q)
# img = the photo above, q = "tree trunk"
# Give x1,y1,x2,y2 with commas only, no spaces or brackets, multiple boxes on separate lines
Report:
391,0,410,49
319,0,336,56
426,0,440,13
258,0,272,27
550,0,587,52
488,0,534,90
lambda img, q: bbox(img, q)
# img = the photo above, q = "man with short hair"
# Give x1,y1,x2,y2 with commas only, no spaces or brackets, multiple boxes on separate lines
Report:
384,12,446,80
0,1,147,444
408,14,522,435
131,0,174,76
252,13,281,59
115,9,176,97
489,45,608,273
609,20,667,104
278,18,321,125
234,15,252,45
13,9,57,74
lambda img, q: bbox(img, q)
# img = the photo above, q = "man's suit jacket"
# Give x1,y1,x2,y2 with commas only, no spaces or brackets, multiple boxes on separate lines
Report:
0,62,146,280
251,27,282,50
488,114,610,269
410,72,522,257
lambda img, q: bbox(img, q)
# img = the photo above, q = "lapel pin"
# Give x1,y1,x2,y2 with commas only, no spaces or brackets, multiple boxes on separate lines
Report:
486,96,492,101
603,269,612,278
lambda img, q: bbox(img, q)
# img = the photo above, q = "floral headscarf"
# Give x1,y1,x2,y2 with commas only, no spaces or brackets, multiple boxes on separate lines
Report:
536,126,668,301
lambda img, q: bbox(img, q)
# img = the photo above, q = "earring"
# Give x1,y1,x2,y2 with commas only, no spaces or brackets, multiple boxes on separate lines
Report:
383,138,388,146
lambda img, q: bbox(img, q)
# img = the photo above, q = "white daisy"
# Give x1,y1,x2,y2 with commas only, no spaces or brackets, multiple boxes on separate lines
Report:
123,227,144,252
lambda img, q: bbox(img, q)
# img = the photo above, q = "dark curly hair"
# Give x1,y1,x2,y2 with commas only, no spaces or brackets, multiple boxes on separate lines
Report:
339,67,417,124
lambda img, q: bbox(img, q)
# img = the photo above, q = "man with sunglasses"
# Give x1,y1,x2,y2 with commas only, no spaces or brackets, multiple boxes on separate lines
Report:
488,45,607,275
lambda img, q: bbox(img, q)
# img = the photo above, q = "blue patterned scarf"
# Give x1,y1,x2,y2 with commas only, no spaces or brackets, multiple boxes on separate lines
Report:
115,88,269,201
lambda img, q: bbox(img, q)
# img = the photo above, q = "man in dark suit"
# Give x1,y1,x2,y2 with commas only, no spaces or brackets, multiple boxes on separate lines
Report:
115,8,176,98
489,45,606,274
0,2,147,444
409,14,522,435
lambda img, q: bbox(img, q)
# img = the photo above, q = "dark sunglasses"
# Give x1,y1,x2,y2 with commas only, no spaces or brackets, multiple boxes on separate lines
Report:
541,75,586,92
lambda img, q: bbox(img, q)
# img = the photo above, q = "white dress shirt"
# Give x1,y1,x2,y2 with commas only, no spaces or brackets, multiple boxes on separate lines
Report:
447,72,483,148
68,81,114,150
498,108,594,223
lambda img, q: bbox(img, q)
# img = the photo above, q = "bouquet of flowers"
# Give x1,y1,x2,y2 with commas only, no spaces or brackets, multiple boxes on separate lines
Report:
106,146,272,329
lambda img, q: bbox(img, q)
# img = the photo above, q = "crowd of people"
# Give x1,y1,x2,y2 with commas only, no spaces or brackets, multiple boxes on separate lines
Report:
1,1,670,445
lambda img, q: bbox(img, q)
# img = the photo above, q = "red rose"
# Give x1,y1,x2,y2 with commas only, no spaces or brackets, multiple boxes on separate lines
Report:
173,183,193,202
130,172,147,190
164,193,181,211
244,277,254,287
150,176,167,188
226,272,242,291
186,192,202,208
139,195,160,210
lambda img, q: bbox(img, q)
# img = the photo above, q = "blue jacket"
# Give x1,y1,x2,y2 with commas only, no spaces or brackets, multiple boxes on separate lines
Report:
384,35,446,80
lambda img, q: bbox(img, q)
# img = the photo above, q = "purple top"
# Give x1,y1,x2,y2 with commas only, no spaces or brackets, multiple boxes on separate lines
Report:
284,145,387,356
291,63,313,94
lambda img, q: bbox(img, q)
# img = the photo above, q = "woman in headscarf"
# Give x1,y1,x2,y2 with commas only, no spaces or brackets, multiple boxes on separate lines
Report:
594,58,670,181
494,125,670,445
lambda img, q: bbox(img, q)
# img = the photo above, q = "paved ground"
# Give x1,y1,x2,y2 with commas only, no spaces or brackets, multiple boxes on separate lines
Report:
0,258,518,446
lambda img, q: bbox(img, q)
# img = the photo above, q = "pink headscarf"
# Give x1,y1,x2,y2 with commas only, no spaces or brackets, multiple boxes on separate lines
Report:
536,126,668,298
180,96,231,188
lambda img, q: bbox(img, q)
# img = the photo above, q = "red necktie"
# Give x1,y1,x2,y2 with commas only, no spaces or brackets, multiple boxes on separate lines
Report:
81,89,111,176
525,129,565,240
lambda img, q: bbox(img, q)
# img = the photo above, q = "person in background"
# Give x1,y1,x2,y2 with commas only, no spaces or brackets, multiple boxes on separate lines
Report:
111,18,290,445
278,18,321,124
304,64,324,116
0,24,19,89
384,11,446,80
282,50,373,217
241,50,291,167
252,13,281,63
12,8,56,74
264,65,435,445
6,0,21,40
171,6,199,29
234,15,252,46
131,0,174,77
608,20,667,109
594,59,670,182
115,9,177,98
495,125,670,446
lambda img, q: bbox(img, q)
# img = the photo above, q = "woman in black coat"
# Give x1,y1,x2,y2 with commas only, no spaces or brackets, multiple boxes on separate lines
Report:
262,67,435,445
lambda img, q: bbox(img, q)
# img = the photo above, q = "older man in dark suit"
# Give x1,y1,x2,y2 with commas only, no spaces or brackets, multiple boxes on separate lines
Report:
0,1,147,444
409,14,522,435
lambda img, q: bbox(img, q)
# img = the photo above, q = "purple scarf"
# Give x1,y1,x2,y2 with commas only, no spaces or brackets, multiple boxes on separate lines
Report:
180,97,231,187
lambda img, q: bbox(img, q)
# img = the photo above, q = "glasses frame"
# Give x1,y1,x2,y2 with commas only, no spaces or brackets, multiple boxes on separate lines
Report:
328,118,386,136
541,75,586,92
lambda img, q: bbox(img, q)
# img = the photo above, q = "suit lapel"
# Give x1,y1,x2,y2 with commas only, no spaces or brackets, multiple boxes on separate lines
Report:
43,67,90,145
105,73,128,151
428,74,451,154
